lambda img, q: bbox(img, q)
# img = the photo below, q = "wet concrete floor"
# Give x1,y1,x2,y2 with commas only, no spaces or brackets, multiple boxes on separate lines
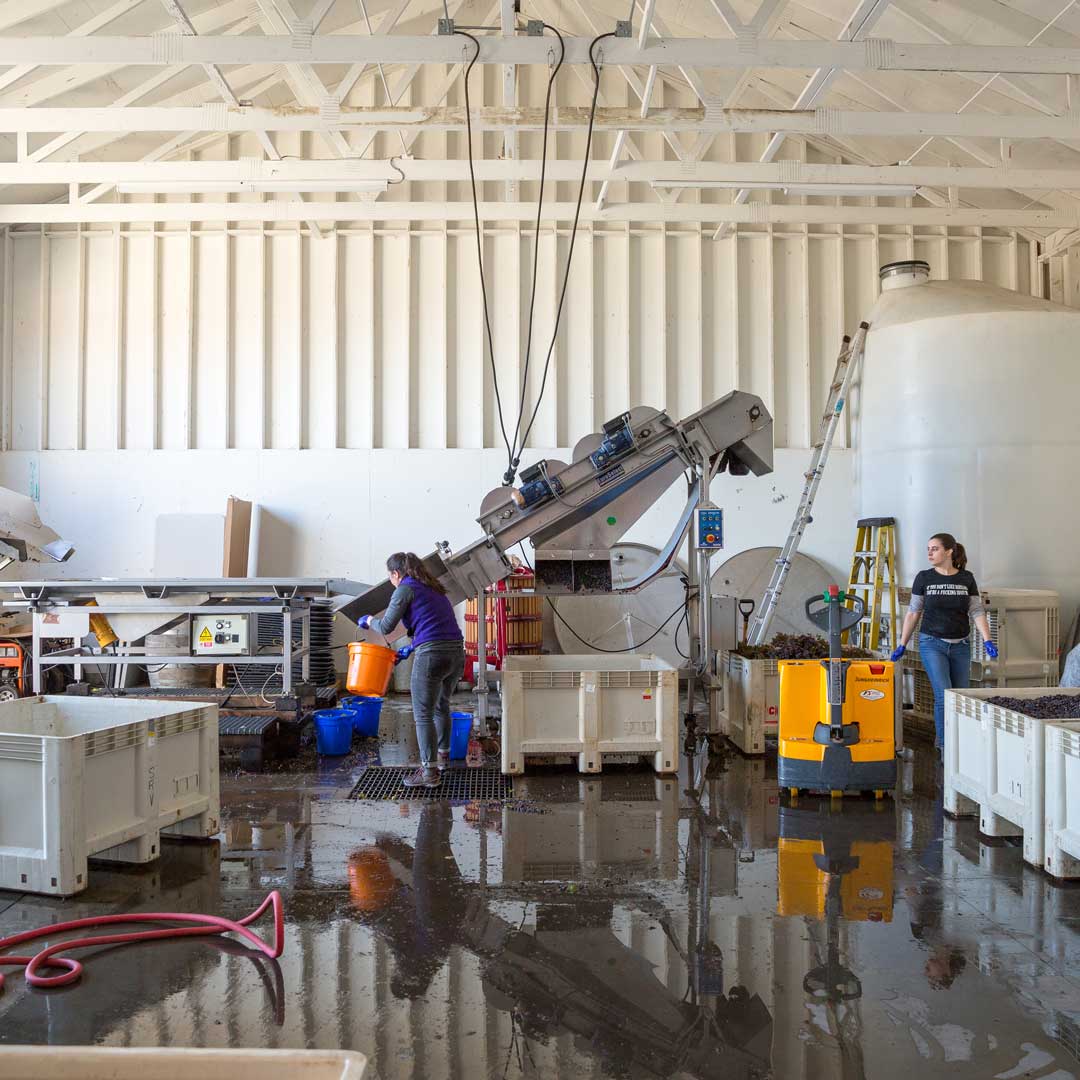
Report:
2,697,1080,1078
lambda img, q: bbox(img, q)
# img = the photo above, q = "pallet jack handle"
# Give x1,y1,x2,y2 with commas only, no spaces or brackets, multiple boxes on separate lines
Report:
805,587,865,740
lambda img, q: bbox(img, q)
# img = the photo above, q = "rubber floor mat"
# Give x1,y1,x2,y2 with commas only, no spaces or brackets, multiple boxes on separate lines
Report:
349,765,513,801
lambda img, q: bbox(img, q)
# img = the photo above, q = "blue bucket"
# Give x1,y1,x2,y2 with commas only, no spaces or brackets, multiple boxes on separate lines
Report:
449,712,473,760
345,696,383,738
313,709,353,756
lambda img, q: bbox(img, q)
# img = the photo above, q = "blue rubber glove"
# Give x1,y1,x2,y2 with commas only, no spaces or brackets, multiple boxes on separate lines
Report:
890,645,906,662
984,640,999,660
394,645,415,665
358,615,373,631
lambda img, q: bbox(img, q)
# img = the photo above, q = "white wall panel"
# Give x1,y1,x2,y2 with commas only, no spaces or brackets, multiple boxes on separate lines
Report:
158,232,192,451
83,230,116,451
10,235,41,452
46,235,78,450
230,232,265,450
194,231,228,449
3,221,1036,456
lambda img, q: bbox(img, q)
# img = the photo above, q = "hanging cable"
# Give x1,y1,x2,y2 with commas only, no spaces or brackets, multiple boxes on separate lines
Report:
517,543,686,654
516,31,614,458
509,24,565,469
457,30,515,475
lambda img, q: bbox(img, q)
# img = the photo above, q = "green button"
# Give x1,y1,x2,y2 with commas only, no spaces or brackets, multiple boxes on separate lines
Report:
606,516,617,526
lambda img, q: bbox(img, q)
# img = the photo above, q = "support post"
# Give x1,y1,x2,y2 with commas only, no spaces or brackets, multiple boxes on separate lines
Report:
475,587,488,733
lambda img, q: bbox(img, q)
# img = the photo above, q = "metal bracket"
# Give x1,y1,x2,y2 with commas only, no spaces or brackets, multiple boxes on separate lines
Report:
291,18,313,51
526,19,544,35
615,19,632,37
437,17,455,34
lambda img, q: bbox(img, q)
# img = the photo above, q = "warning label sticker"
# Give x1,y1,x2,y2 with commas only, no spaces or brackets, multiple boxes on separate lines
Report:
198,626,213,646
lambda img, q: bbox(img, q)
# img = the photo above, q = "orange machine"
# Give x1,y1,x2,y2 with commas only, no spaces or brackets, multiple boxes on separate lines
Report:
0,640,26,700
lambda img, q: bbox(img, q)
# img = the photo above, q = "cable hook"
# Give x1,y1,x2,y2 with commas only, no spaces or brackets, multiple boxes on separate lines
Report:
387,156,406,185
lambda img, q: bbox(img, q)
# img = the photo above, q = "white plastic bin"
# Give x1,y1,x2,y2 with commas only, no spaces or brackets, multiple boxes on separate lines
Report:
1044,720,1080,880
943,688,990,817
502,776,679,880
944,687,1080,870
501,654,679,774
0,1047,366,1078
719,651,778,755
0,695,219,896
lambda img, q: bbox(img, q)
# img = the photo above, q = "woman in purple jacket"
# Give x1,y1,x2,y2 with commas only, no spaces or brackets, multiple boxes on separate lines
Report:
360,552,465,788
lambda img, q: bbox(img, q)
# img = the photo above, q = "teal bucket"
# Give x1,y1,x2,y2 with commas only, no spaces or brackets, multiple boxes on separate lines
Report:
313,709,353,755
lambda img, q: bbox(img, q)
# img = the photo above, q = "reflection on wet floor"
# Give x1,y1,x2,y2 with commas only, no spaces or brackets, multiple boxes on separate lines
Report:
2,703,1080,1079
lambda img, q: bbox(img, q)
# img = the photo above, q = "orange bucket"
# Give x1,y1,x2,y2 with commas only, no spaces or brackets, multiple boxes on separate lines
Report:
348,847,396,912
346,641,397,697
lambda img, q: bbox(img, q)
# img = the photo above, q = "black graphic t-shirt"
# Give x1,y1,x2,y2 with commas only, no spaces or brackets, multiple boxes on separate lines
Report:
911,569,980,640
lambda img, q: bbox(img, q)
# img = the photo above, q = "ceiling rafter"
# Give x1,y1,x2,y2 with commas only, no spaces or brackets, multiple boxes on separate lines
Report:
21,32,1080,74
10,103,1080,139
29,9,265,164
715,0,893,239
0,0,148,97
0,200,1071,227
0,0,254,109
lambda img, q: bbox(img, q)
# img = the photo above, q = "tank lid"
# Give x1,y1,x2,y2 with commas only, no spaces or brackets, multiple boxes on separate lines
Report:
879,260,930,290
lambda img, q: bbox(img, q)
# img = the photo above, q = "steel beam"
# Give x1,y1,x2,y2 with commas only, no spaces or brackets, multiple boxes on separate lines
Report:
0,200,1072,226
9,35,1080,74
6,105,1080,139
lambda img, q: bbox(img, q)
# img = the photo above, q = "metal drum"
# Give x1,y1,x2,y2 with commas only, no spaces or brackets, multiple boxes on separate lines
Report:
711,547,832,641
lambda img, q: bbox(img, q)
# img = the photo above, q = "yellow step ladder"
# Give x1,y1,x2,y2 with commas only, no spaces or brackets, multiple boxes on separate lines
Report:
843,517,898,652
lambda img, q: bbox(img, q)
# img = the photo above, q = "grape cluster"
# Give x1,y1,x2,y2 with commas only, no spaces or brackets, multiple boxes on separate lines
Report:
986,694,1080,720
737,633,873,660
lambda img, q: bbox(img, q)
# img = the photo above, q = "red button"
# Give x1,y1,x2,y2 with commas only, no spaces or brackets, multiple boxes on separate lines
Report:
869,664,886,674
828,584,839,597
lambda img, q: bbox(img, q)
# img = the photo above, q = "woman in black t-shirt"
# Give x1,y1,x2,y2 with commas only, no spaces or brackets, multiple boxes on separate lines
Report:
890,533,998,749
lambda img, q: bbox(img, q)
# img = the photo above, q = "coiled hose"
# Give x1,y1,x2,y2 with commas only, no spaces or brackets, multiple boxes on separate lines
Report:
0,889,284,994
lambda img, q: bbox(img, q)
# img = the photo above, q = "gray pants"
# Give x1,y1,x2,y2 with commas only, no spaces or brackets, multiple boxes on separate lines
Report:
410,644,465,766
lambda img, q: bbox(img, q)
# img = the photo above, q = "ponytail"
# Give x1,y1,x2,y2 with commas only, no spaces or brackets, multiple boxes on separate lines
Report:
931,533,967,571
387,551,447,595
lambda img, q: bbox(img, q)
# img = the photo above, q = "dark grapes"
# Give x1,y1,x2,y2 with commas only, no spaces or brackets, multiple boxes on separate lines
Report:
985,694,1080,720
736,633,873,661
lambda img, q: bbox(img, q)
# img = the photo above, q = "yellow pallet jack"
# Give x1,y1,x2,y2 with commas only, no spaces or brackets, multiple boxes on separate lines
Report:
777,586,897,799
777,800,894,1007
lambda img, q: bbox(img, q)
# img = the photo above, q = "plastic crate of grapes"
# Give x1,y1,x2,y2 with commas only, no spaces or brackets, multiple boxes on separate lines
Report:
945,687,1080,870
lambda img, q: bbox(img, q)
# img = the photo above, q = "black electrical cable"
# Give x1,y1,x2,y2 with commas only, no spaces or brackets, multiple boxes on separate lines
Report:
509,23,565,468
674,606,690,661
549,596,688,654
517,542,686,654
457,30,514,475
516,31,614,457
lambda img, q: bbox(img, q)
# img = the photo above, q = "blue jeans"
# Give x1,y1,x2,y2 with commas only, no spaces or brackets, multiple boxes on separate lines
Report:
919,633,970,747
410,644,464,767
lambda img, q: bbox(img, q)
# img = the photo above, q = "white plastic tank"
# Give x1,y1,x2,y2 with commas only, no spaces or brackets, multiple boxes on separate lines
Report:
856,260,1080,617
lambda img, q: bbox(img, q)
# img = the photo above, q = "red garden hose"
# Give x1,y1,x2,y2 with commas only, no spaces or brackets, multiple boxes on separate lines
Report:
0,890,284,994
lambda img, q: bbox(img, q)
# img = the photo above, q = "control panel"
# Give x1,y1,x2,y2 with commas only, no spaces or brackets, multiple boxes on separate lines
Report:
693,506,724,551
191,614,250,656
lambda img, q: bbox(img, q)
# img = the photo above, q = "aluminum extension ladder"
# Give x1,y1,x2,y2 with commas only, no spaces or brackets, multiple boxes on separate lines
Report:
843,517,899,652
745,320,870,646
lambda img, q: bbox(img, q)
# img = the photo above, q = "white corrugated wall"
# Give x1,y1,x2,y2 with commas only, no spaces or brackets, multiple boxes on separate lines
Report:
0,218,1036,455
0,60,1048,581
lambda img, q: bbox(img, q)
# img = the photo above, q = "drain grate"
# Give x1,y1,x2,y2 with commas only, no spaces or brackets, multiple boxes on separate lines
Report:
349,765,514,801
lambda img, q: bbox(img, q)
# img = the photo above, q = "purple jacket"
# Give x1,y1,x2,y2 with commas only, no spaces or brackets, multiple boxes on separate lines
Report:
371,575,462,649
